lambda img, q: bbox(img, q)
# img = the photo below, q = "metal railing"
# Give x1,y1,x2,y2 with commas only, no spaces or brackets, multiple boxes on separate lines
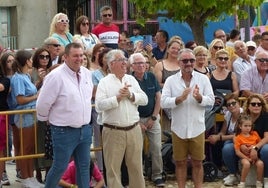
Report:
0,109,102,162
0,36,17,50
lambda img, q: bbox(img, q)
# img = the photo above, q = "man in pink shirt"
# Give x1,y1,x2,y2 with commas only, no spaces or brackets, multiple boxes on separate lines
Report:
36,43,93,188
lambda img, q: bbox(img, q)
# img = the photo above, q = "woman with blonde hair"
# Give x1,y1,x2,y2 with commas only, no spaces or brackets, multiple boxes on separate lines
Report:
49,13,73,48
193,45,210,76
210,49,239,97
208,39,225,70
154,40,181,88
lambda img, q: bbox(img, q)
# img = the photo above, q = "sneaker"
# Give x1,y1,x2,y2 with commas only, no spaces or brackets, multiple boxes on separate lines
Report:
237,182,245,188
224,174,239,186
16,170,22,182
21,178,34,188
256,181,263,188
30,177,45,188
1,172,10,185
154,178,165,187
264,178,268,188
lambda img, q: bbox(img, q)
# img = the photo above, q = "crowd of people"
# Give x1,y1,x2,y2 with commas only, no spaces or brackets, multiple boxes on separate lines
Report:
0,4,268,188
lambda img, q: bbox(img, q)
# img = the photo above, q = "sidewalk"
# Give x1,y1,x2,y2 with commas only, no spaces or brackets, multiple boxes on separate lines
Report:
3,161,237,188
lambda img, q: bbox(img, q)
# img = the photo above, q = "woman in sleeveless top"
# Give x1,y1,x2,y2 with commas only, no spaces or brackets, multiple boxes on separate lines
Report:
210,49,239,97
154,40,181,88
74,15,100,55
193,45,211,77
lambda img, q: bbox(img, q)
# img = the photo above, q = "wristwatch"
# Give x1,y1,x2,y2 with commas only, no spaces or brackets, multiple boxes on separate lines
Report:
253,146,259,151
151,115,157,121
128,92,133,100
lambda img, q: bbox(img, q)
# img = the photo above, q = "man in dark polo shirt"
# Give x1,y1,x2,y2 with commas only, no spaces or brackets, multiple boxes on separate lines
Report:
146,30,168,61
130,52,165,187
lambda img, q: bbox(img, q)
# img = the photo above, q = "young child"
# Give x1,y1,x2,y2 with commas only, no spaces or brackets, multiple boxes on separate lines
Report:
58,160,105,188
234,114,263,188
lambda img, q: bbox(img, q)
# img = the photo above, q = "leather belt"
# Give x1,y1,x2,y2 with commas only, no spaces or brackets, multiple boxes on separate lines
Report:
103,122,138,131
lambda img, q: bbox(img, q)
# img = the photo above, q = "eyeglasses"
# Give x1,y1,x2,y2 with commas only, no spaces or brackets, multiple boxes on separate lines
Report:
217,57,229,61
39,55,50,60
226,101,237,107
132,62,145,65
112,58,128,63
256,58,268,63
81,22,89,26
250,102,262,107
180,59,195,64
49,44,61,47
213,46,224,50
57,19,69,23
216,35,226,39
102,14,112,17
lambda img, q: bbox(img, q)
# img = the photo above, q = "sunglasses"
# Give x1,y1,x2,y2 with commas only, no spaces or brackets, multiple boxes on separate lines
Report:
180,59,195,64
213,46,224,50
226,101,237,107
102,14,112,17
133,62,145,65
49,44,61,47
250,102,262,107
39,55,50,60
247,46,255,51
57,19,69,23
217,57,229,61
81,22,89,26
256,58,268,63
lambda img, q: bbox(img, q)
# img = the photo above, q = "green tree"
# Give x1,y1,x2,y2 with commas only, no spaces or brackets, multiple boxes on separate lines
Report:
129,0,263,45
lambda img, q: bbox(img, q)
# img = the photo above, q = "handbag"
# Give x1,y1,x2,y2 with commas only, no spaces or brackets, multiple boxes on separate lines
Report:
214,89,232,98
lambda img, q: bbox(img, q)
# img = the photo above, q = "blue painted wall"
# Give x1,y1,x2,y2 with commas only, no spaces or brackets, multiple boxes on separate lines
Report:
158,16,235,45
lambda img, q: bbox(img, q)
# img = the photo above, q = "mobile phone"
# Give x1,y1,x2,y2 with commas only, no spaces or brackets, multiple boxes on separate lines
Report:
143,35,153,47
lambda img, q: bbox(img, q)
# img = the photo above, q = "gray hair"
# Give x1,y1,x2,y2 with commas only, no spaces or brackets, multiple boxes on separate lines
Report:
233,40,246,52
44,37,59,46
100,5,112,15
178,48,195,60
129,53,146,64
106,49,125,68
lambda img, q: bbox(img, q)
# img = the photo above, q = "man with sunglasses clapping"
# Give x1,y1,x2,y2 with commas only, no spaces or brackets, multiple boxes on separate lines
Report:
161,48,215,188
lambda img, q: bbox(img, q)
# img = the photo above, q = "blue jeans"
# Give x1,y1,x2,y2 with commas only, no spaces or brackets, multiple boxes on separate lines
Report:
222,140,238,174
222,140,268,177
45,124,92,188
260,144,268,177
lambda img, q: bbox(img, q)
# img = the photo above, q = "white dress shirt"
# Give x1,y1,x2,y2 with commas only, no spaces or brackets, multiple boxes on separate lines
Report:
161,71,215,139
95,74,148,127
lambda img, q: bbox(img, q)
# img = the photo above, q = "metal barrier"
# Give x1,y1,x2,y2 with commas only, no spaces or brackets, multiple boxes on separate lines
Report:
0,109,102,162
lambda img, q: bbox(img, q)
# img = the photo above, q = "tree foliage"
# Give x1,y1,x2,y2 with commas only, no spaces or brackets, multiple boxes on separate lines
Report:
129,0,263,45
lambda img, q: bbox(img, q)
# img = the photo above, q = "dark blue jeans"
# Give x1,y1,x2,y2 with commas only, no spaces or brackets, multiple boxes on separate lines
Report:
45,124,92,188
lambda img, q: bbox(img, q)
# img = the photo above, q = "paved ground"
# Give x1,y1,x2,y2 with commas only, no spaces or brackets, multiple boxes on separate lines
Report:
2,161,256,188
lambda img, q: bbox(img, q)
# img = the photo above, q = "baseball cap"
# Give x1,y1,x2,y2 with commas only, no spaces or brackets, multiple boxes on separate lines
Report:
246,41,257,48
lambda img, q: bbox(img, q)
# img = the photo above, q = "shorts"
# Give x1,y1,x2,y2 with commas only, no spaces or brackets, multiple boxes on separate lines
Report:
172,132,205,161
0,115,7,151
